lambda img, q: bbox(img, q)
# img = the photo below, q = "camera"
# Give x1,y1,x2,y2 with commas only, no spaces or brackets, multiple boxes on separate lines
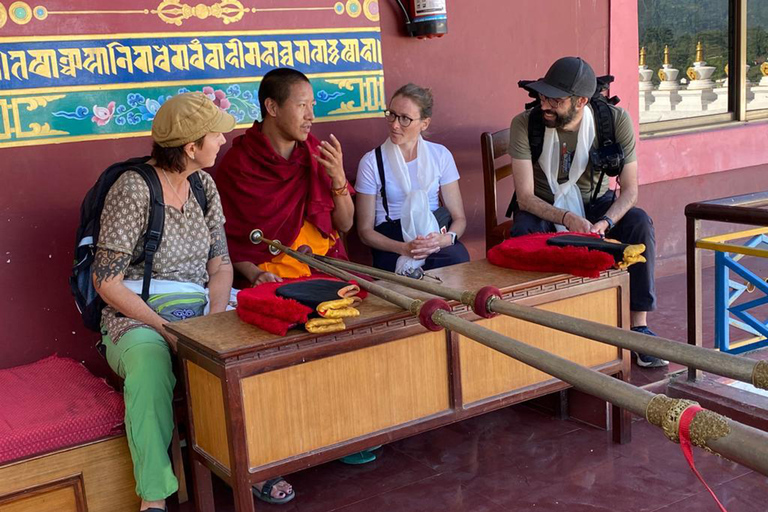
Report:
589,142,625,177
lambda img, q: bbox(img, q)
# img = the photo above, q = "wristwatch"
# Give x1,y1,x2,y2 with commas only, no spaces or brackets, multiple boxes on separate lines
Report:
447,231,457,245
598,215,615,232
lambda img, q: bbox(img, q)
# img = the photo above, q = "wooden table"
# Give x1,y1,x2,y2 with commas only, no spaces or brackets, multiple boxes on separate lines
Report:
169,260,631,512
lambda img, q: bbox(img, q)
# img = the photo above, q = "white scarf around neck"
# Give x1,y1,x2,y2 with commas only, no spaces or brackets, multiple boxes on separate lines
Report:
539,104,596,231
382,135,440,275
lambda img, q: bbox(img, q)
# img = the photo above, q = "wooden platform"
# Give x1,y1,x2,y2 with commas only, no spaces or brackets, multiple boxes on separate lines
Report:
0,436,139,512
168,260,631,512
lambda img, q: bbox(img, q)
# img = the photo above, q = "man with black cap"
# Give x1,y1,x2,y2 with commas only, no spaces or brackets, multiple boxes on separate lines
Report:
507,56,665,368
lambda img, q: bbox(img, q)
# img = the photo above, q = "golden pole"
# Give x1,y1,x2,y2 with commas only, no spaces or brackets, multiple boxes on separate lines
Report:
247,231,768,476
314,255,768,391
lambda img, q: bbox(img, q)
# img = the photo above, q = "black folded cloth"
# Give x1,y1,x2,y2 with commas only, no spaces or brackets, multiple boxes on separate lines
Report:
275,279,352,310
546,234,645,268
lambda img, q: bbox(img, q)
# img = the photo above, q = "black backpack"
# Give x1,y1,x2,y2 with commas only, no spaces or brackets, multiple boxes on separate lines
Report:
506,75,624,218
70,156,208,332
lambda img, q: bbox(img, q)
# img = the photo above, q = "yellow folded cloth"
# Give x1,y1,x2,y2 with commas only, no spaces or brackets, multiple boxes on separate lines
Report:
317,297,361,319
618,243,647,270
305,317,346,333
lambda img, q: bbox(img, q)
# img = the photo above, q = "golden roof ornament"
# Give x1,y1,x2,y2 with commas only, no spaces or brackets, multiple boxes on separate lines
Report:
761,62,768,76
663,45,670,66
639,47,646,67
696,41,704,63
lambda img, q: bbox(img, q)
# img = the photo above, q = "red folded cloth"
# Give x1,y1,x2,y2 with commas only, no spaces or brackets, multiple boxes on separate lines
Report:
488,232,615,278
236,275,367,336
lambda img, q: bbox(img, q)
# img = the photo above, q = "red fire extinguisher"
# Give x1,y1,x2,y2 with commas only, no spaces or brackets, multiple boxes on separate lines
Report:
396,0,448,39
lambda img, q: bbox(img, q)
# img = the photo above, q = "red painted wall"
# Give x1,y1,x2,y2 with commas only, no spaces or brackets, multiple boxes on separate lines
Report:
1,1,611,371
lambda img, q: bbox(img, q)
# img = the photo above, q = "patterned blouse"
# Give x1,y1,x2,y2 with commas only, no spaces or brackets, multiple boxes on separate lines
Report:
97,169,227,343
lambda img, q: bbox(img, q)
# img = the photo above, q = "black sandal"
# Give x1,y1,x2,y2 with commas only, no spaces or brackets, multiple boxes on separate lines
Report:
252,477,296,505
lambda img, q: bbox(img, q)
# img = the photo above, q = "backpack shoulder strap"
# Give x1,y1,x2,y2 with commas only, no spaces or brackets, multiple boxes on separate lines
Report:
590,97,616,147
591,74,620,147
527,106,545,165
587,100,623,205
131,164,164,302
188,172,208,213
505,108,542,219
374,146,392,223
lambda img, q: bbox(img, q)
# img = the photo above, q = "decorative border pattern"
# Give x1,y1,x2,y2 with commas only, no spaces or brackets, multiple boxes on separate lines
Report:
0,72,384,147
0,0,379,29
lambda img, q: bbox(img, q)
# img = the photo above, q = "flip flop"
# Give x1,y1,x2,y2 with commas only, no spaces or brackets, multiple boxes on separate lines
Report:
252,477,296,505
339,450,377,465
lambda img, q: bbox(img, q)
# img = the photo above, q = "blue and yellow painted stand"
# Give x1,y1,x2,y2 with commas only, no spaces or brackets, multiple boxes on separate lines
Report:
698,227,768,354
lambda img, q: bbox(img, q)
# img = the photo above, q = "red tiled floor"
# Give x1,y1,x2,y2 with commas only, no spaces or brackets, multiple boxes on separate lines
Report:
171,412,763,512
650,470,768,512
170,266,768,512
388,406,582,473
331,474,507,512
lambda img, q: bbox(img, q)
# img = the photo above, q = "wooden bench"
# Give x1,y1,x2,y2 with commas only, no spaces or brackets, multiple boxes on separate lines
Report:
0,356,139,512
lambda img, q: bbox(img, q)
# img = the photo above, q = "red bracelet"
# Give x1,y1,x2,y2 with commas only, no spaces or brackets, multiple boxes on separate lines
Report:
331,180,349,196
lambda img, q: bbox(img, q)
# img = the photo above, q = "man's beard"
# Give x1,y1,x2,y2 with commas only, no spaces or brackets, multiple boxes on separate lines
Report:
542,101,578,128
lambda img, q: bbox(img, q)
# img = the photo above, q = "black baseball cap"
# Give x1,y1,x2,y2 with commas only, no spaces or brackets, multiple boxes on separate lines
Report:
527,57,597,99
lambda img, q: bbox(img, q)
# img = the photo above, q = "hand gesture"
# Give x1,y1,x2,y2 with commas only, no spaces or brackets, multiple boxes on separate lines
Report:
253,271,283,286
404,234,441,260
161,324,179,352
314,134,346,187
564,213,593,233
590,220,610,236
425,231,452,249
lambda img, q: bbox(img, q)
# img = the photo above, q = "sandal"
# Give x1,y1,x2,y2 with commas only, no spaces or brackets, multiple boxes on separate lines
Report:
339,450,377,465
252,477,296,505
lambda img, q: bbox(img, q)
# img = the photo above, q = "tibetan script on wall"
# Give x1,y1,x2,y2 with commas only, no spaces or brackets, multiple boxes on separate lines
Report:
0,0,385,148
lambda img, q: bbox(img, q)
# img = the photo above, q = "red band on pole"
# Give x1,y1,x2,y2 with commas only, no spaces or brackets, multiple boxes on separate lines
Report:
473,286,501,318
418,298,451,331
679,405,729,512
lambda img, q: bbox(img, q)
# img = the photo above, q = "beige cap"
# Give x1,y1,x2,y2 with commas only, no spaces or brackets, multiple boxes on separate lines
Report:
151,92,236,147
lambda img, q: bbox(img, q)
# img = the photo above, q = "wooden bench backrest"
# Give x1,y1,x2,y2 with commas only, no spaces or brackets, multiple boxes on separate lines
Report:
481,128,515,251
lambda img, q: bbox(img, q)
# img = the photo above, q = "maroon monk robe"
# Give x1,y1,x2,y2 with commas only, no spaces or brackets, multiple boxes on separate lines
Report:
215,122,348,271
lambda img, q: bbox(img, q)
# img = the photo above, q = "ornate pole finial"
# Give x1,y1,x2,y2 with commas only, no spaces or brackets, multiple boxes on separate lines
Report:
696,41,704,62
640,47,646,66
663,45,670,66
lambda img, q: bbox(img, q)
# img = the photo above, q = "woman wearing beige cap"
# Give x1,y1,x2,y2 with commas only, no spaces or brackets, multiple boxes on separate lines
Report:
91,92,238,511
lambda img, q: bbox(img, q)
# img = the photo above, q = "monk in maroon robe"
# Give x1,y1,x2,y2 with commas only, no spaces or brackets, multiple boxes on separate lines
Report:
216,68,354,290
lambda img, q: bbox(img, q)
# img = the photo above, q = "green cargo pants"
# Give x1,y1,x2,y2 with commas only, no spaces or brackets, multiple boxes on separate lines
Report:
103,327,178,501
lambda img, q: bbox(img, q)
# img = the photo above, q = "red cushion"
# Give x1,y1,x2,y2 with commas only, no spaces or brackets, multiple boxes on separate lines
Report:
0,355,125,464
488,232,615,278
